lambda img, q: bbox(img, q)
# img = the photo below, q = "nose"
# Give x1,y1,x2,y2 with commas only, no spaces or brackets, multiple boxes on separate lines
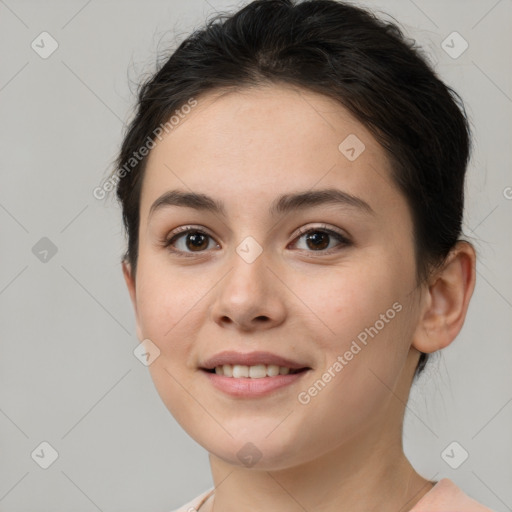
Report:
210,246,287,332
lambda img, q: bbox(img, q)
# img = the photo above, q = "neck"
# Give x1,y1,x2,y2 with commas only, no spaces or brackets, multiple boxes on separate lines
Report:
206,431,433,512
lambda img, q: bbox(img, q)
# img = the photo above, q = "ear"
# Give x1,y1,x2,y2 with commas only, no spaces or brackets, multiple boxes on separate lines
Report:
412,241,476,354
122,260,143,341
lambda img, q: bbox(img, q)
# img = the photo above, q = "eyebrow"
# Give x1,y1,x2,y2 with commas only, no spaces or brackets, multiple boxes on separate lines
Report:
148,188,375,220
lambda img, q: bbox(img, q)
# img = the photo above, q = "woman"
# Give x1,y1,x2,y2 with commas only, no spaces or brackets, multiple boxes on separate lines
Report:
113,0,495,510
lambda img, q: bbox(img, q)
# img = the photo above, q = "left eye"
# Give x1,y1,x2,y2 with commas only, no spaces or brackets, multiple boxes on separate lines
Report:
291,227,350,252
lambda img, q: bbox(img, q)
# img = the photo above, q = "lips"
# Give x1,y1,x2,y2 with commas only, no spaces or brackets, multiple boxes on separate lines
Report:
200,350,312,397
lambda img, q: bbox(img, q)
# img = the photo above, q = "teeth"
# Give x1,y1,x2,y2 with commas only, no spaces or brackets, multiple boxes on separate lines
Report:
267,364,280,376
249,364,266,378
213,364,300,378
232,365,249,378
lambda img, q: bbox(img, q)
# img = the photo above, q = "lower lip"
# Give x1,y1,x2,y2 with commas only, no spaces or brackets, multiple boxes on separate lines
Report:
201,369,310,398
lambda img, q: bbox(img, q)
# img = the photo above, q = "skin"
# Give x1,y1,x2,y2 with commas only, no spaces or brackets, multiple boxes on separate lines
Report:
122,84,476,512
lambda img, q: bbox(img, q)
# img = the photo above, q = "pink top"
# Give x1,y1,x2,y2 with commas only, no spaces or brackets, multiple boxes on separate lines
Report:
170,478,495,511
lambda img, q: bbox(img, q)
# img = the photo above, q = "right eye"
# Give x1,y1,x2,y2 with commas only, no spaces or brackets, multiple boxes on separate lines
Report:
163,226,220,257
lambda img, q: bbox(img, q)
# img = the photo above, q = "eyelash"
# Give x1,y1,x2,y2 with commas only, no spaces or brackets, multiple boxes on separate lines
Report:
161,224,352,258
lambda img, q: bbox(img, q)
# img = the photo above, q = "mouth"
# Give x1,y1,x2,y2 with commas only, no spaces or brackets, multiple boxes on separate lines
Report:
201,364,310,378
199,350,312,397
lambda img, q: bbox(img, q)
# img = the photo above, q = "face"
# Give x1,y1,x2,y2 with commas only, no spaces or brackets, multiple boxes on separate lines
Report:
124,84,425,470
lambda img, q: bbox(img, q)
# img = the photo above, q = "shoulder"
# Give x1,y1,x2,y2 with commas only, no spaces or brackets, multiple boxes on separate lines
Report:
168,487,214,512
410,478,496,512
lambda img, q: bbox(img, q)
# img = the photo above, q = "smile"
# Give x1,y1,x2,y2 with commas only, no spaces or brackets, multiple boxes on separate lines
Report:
199,350,312,397
209,364,305,378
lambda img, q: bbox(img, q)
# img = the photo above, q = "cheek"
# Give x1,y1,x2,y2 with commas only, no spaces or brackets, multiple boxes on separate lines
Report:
131,253,207,427
135,272,206,424
135,268,200,355
298,262,405,338
293,251,416,386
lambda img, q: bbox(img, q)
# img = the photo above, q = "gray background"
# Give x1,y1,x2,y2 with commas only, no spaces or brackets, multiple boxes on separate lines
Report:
0,0,511,510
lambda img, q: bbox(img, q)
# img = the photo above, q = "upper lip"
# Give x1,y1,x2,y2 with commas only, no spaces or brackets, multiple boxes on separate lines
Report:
200,351,310,370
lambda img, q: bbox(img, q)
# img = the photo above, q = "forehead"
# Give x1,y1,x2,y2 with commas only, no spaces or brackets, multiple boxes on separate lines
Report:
140,84,401,220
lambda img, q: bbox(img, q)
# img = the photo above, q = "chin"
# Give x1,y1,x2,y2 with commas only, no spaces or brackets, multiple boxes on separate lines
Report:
208,442,304,471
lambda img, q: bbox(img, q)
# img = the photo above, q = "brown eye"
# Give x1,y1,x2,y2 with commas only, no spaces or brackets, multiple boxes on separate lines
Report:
292,227,351,253
183,232,209,251
165,228,218,255
304,231,330,250
163,225,350,258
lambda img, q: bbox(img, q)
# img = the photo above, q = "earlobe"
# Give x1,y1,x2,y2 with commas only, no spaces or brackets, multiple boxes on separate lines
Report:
122,260,136,307
412,241,476,354
122,260,144,341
